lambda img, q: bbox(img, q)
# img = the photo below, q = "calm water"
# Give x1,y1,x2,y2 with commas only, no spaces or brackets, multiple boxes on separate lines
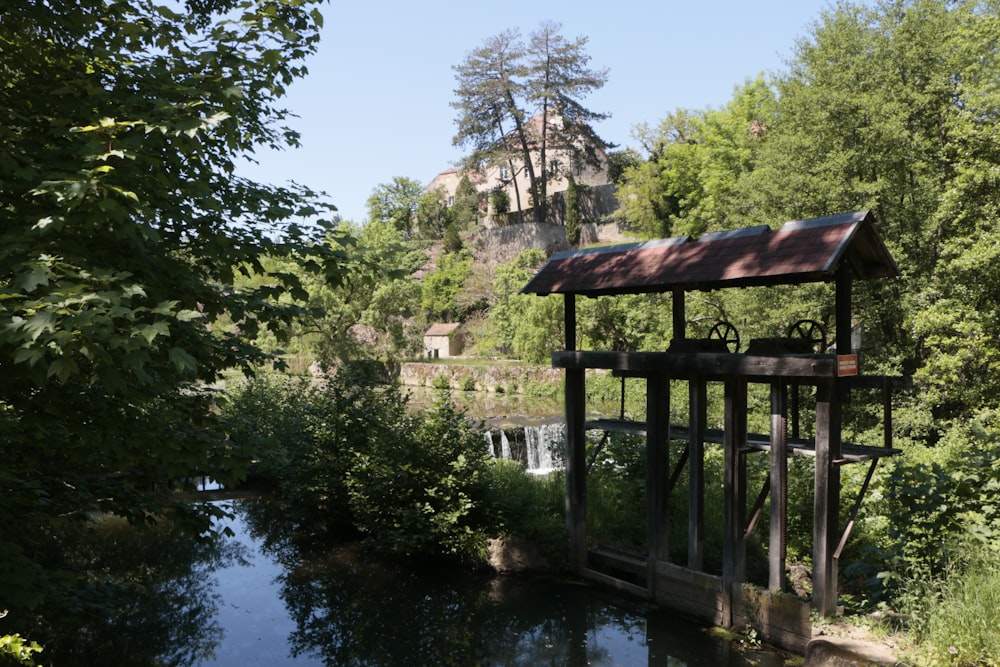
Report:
190,497,786,667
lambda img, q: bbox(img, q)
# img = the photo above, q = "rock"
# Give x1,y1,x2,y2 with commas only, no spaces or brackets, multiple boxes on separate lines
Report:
486,537,549,573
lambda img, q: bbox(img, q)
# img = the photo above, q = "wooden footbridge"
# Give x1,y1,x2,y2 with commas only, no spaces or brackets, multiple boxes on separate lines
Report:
521,211,911,650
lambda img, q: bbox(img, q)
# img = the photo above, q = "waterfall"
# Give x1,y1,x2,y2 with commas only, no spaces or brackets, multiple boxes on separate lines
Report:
483,421,565,474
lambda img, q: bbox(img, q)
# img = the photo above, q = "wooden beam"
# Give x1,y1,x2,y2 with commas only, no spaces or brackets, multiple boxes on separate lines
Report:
553,350,839,379
647,373,671,592
565,367,588,572
688,378,707,570
770,381,788,592
722,377,748,627
813,379,842,616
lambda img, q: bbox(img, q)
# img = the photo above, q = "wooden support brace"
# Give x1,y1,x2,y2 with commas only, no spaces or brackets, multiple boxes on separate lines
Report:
667,443,690,498
834,458,880,560
743,477,771,541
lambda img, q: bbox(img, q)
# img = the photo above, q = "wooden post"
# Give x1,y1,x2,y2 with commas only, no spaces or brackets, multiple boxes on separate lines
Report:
688,377,707,570
813,378,842,616
563,293,588,571
565,367,587,572
647,373,671,592
565,293,577,352
769,381,787,592
722,377,748,627
835,264,852,355
672,289,686,342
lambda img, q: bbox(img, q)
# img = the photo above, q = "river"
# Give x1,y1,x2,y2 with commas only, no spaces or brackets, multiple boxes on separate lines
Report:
190,496,787,666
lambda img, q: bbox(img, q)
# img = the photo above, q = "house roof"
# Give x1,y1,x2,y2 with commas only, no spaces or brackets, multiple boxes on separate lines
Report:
521,211,898,297
424,323,462,337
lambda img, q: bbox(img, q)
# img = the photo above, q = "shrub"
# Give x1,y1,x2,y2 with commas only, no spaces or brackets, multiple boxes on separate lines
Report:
346,389,489,557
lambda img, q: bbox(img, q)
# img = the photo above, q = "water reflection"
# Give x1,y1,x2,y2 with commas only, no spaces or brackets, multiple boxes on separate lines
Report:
33,497,785,665
30,512,247,667
227,497,785,667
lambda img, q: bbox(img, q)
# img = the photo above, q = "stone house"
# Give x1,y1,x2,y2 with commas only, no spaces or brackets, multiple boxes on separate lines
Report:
423,322,464,359
425,114,617,227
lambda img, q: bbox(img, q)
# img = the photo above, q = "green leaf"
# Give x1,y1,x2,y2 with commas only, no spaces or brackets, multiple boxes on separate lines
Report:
168,347,198,373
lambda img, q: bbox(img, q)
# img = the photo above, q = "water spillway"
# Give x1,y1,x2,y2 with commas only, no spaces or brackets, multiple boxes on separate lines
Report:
483,420,565,474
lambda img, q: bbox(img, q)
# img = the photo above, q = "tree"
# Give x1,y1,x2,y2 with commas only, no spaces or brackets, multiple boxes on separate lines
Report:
526,21,610,220
422,250,473,322
0,0,337,613
294,220,423,364
415,188,453,240
451,29,530,222
452,175,481,231
452,22,609,223
366,176,422,236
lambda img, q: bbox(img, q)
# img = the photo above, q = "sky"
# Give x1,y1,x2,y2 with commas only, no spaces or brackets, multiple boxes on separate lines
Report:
240,0,837,224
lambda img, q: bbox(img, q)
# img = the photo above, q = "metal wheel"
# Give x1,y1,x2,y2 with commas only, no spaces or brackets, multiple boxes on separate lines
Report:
709,321,741,353
787,319,827,352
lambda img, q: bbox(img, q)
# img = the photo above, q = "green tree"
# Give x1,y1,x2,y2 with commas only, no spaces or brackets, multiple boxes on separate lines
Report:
422,249,473,322
366,176,423,237
526,20,610,220
452,174,482,231
0,0,337,612
295,220,423,364
443,222,463,254
452,22,609,223
415,188,454,240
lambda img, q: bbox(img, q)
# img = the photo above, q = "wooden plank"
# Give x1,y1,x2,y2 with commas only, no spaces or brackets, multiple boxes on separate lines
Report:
564,293,576,351
673,288,686,341
583,419,900,462
581,568,650,599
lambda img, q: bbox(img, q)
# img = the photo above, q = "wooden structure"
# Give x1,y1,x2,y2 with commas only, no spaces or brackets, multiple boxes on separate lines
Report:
521,211,911,647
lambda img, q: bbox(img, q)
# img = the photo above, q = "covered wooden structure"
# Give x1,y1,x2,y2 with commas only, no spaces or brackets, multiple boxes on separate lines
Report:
521,211,911,646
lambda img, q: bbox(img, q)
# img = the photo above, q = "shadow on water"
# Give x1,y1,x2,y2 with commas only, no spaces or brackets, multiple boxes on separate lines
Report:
204,496,786,666
34,495,788,665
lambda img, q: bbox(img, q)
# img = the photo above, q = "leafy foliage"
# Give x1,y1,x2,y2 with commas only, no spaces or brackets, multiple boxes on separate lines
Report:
0,0,338,613
224,370,495,558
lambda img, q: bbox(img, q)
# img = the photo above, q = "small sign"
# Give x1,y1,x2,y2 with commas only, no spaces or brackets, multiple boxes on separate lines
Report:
837,354,859,377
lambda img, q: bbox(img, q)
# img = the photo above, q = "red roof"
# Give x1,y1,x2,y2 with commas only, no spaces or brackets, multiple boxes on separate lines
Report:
521,211,898,296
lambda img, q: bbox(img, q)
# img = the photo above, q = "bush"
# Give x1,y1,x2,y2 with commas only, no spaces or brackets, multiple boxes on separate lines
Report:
222,369,410,531
224,373,497,560
346,389,489,557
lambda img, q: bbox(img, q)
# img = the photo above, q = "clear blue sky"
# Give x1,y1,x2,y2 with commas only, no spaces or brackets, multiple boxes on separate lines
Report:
240,0,836,223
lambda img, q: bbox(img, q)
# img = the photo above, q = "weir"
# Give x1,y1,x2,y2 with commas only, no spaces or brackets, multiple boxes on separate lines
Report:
484,421,565,474
520,211,912,653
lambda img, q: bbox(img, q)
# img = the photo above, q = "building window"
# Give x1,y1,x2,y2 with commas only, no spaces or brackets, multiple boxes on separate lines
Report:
499,165,509,180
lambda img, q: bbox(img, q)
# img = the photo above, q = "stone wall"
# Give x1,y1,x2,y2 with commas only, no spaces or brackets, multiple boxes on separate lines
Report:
398,361,563,394
472,220,631,265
